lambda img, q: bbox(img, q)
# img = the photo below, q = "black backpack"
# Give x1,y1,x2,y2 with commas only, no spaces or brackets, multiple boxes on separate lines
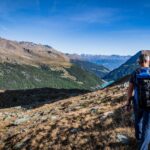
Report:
136,68,150,110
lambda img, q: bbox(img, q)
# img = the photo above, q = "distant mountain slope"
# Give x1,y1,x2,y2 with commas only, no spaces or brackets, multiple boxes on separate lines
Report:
0,38,103,90
67,54,131,70
0,37,69,67
103,50,150,82
0,63,103,90
71,60,110,78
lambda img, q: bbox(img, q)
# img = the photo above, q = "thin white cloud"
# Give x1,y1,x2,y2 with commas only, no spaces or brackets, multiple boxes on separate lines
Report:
71,8,120,24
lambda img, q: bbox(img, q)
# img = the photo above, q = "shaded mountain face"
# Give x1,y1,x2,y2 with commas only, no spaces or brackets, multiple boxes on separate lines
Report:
67,54,131,70
71,60,110,78
103,50,150,82
0,38,104,90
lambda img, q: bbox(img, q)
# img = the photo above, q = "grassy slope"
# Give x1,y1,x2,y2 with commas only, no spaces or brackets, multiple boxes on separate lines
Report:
0,80,136,149
71,60,110,78
66,64,104,88
0,63,103,90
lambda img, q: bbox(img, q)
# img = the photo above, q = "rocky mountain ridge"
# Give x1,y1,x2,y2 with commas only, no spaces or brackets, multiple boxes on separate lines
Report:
67,53,131,70
0,37,70,67
103,50,150,82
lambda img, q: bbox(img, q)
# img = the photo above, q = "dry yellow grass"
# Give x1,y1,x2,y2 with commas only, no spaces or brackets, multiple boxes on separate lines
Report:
0,83,137,150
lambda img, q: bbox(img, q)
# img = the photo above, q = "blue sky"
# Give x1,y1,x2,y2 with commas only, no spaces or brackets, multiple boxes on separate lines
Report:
0,0,150,55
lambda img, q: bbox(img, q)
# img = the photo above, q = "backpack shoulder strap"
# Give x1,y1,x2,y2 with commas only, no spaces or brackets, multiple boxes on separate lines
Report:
134,68,142,86
137,67,150,78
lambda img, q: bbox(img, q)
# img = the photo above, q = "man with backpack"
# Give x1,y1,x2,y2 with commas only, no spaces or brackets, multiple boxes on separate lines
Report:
126,53,150,150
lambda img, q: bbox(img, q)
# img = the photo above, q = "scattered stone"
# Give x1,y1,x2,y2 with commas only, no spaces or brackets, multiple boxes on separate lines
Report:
50,115,58,121
14,115,30,125
39,111,44,116
14,137,31,149
2,114,12,120
0,112,3,116
14,106,22,109
65,105,82,112
41,116,48,122
90,106,99,114
70,128,80,133
116,134,130,144
100,111,114,120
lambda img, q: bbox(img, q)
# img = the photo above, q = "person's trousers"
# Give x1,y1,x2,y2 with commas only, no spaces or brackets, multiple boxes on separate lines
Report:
133,104,143,141
140,111,150,150
133,107,150,150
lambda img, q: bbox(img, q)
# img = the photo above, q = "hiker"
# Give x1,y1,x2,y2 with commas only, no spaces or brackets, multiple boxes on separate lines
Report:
125,53,150,150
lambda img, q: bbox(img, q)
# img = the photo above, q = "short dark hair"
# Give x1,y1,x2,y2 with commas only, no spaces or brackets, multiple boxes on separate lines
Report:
138,53,150,64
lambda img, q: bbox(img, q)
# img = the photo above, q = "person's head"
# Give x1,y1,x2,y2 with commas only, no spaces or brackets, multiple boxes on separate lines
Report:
138,53,150,67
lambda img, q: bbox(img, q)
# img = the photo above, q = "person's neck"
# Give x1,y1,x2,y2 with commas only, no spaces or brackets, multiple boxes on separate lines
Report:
141,65,149,68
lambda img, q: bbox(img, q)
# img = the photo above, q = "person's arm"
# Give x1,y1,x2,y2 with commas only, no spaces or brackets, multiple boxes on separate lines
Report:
126,82,134,106
124,82,134,111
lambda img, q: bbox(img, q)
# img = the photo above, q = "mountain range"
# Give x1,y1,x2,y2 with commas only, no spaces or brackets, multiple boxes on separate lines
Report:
1,37,150,90
67,53,131,70
0,37,103,90
103,50,150,82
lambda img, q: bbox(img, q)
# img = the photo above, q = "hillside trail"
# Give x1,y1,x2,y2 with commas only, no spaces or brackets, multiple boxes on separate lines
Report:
0,83,136,150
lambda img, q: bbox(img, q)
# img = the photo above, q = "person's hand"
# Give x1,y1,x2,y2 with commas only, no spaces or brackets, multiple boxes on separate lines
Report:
123,102,132,112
